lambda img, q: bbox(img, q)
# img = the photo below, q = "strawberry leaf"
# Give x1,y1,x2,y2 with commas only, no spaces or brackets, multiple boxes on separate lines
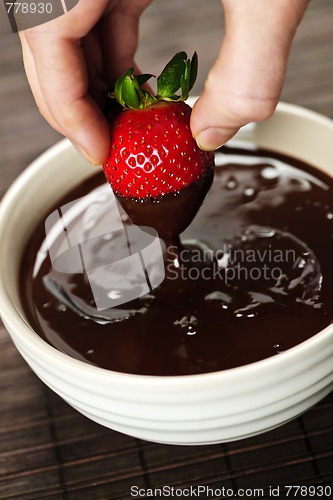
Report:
156,51,198,101
157,52,190,98
110,51,198,109
115,68,148,109
136,73,154,87
157,63,185,98
114,69,138,107
160,51,188,74
141,89,158,107
189,52,198,92
179,58,192,100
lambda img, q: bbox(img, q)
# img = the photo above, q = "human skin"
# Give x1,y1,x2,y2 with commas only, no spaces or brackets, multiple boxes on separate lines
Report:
19,0,309,165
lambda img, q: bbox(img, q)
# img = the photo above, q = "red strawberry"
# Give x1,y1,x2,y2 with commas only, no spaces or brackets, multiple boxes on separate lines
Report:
103,52,215,239
104,100,213,199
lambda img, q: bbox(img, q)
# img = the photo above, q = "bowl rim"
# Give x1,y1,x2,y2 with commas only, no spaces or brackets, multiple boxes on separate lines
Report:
1,101,333,386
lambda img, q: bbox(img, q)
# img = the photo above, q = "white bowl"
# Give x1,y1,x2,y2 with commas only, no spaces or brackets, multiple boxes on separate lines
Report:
1,102,333,445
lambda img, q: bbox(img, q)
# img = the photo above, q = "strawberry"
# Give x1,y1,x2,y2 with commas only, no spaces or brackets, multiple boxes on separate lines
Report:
102,52,215,238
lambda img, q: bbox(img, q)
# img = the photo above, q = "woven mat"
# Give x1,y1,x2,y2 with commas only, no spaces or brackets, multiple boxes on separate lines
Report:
1,325,332,500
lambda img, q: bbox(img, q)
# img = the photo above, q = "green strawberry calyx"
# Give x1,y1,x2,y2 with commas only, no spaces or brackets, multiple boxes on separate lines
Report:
109,52,198,110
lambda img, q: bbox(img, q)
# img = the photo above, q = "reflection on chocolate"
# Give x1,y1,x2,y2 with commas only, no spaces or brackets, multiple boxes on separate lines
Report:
20,145,333,376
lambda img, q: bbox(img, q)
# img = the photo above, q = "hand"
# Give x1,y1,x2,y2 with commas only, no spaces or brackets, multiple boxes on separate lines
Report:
19,0,153,165
191,0,309,151
20,0,309,164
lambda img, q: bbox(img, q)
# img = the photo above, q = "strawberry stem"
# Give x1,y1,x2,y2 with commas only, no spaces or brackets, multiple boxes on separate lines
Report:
112,52,198,110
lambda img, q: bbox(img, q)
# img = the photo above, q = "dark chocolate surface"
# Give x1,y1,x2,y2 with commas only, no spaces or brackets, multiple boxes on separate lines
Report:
20,145,333,375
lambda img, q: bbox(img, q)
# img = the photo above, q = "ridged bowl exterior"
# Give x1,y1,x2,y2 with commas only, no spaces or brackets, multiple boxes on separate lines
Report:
1,102,333,444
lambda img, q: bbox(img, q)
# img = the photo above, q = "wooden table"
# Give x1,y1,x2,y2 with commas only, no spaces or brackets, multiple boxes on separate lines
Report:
1,1,333,498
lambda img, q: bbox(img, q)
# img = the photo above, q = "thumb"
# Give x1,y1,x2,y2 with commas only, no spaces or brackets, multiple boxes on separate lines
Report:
191,0,309,151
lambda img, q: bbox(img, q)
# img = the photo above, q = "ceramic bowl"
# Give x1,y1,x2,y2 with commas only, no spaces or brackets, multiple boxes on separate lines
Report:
1,101,333,445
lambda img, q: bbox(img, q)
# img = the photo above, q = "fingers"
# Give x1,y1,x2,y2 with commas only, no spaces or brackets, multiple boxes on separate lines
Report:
19,0,154,165
191,0,309,151
21,29,110,165
20,31,63,135
19,0,114,165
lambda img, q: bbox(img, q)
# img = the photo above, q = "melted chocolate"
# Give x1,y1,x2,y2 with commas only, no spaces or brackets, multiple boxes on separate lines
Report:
20,145,333,375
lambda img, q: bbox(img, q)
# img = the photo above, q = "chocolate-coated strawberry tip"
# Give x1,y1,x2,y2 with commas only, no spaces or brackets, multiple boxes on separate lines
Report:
115,169,214,240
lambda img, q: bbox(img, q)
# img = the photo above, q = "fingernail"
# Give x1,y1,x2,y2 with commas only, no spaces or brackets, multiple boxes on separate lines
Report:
71,140,100,166
195,128,230,151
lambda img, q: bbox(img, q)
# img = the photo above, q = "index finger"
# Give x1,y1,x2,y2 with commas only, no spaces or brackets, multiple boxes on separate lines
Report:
21,28,110,165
